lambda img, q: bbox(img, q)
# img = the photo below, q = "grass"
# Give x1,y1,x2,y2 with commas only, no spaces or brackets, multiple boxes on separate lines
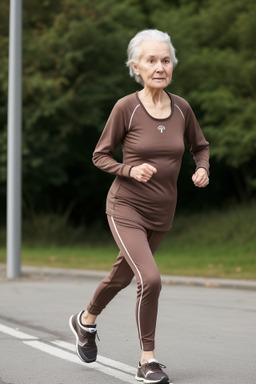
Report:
0,202,256,280
157,204,256,279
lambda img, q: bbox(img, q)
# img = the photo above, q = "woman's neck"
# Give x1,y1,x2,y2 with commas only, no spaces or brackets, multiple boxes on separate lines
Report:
138,88,171,119
138,87,168,106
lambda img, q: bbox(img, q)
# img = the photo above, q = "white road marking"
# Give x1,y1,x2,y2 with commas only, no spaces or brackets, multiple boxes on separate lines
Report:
0,323,37,340
24,340,136,383
0,324,136,383
52,340,137,375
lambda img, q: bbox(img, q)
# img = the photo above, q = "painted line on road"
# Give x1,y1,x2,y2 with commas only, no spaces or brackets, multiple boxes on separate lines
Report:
0,323,136,383
52,340,137,375
0,323,38,340
24,340,136,383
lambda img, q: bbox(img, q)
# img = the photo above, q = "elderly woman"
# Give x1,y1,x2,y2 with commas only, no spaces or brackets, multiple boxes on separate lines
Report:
70,29,209,384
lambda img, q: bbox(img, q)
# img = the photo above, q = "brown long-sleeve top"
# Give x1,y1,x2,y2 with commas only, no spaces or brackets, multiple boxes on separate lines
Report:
93,91,209,231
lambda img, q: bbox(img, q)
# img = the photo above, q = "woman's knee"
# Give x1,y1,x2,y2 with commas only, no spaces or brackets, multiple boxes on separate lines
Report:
142,273,162,296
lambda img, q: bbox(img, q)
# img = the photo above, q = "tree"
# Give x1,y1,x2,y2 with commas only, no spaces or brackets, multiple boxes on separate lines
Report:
156,0,256,200
1,0,255,231
21,0,146,223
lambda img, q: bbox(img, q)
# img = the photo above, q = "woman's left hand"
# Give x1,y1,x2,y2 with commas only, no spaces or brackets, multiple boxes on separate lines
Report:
192,168,209,188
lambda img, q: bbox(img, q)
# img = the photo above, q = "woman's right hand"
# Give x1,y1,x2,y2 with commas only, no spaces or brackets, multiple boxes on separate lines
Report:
130,163,157,183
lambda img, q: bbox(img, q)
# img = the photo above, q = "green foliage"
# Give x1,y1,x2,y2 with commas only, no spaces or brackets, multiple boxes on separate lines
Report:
156,0,256,199
11,0,146,222
1,0,256,227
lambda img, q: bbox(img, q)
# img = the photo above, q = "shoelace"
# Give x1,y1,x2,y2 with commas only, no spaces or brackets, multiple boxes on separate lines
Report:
147,362,166,371
87,330,100,345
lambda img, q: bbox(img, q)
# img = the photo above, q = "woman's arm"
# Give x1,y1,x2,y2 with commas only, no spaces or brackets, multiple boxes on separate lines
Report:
92,101,132,178
184,103,210,177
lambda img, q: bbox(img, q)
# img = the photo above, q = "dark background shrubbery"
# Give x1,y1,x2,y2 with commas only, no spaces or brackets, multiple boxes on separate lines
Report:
0,0,255,234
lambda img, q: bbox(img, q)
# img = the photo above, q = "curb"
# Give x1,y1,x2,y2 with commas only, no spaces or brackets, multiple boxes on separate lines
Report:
1,265,256,291
160,274,256,291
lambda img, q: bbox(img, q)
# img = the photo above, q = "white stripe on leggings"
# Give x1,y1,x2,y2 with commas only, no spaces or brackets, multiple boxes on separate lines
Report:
110,216,144,350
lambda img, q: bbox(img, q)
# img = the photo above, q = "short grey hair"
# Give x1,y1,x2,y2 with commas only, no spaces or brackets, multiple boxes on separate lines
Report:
126,29,178,85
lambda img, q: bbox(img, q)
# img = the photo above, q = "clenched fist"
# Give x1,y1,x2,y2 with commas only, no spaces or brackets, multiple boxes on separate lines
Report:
130,163,157,183
192,168,209,188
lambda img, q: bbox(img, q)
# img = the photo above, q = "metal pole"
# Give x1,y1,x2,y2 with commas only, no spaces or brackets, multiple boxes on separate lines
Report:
7,0,23,279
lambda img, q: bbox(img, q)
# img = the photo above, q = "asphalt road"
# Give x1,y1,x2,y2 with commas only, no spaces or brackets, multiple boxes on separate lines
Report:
0,268,256,384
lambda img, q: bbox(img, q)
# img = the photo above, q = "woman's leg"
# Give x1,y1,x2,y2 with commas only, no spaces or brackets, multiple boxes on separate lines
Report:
140,228,167,363
107,216,167,354
82,252,133,323
86,250,134,317
71,215,168,383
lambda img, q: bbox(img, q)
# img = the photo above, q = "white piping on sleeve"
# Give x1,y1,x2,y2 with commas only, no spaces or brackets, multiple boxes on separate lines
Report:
128,104,140,131
174,104,185,120
110,216,144,350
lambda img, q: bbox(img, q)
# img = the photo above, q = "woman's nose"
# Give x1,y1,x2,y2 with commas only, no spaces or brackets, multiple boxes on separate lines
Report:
156,61,164,72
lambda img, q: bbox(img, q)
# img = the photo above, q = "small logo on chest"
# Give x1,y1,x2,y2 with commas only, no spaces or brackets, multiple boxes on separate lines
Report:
157,125,166,133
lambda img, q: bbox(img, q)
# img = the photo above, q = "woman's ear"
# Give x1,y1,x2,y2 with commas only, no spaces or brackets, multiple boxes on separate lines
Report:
131,62,139,75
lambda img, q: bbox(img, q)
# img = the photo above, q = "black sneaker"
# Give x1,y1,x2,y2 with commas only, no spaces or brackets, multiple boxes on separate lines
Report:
69,310,98,363
135,359,171,383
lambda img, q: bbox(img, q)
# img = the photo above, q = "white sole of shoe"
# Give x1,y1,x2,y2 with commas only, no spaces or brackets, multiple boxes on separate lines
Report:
135,374,171,383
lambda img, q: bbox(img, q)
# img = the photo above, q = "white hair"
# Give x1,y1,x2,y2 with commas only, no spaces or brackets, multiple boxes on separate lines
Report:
126,29,178,85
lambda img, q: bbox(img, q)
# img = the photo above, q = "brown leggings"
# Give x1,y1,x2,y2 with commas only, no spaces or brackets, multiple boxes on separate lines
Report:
87,215,167,351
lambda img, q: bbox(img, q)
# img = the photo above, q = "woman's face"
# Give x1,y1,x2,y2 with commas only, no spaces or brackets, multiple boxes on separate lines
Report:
132,40,173,90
